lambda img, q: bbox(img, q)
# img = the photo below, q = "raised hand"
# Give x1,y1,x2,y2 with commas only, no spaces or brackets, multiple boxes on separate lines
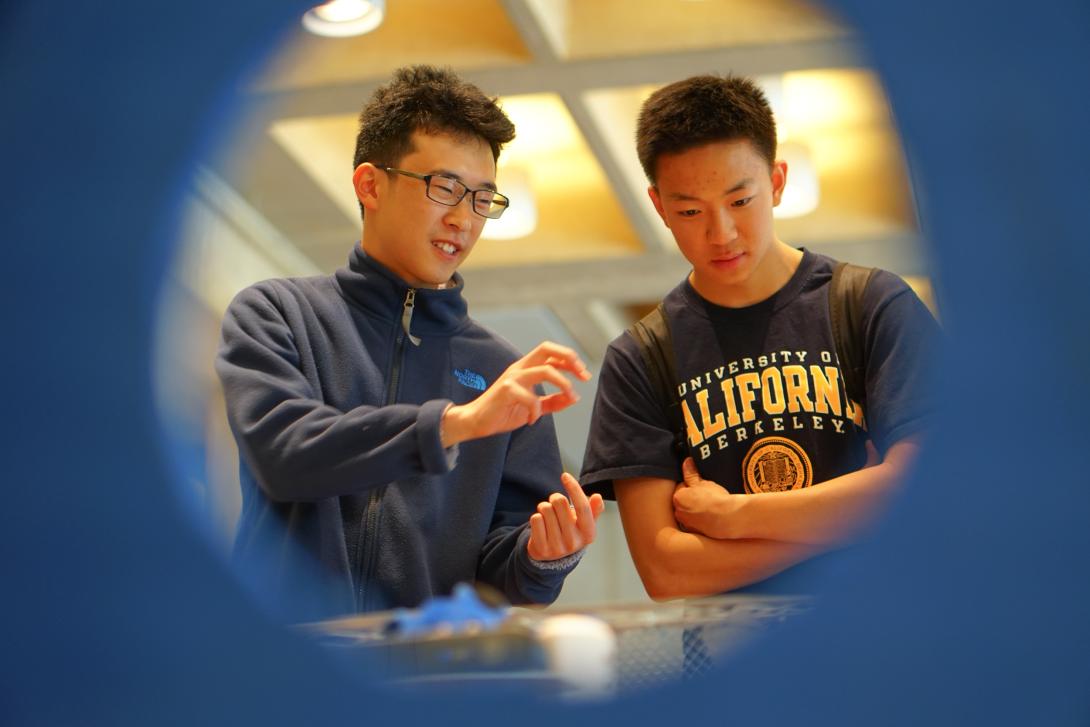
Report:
527,473,606,561
673,457,739,539
441,342,591,447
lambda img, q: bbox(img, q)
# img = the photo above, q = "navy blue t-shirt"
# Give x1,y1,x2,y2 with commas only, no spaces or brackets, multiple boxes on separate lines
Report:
581,249,938,501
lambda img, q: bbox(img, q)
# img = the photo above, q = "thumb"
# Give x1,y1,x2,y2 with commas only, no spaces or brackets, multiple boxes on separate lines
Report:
681,457,702,486
589,493,605,519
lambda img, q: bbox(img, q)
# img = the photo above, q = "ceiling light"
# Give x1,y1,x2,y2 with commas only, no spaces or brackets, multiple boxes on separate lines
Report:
481,167,538,240
774,141,820,219
302,0,385,38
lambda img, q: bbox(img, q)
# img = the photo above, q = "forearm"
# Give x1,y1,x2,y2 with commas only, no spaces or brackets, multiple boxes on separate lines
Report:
230,397,454,502
633,526,818,600
725,440,920,545
616,476,819,601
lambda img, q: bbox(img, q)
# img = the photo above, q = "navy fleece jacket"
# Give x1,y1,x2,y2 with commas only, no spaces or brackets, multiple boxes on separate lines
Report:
215,246,576,620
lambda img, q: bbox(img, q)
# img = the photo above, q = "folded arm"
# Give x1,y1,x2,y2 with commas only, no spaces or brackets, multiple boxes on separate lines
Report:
674,438,921,546
615,475,820,601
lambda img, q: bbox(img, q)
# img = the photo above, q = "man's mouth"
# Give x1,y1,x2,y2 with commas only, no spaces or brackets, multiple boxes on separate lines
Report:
432,240,460,256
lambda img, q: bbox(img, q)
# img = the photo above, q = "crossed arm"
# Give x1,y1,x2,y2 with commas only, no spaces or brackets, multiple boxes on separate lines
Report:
616,438,920,600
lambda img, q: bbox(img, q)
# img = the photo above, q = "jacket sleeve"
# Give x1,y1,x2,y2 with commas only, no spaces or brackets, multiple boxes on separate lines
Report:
214,283,455,503
474,413,579,605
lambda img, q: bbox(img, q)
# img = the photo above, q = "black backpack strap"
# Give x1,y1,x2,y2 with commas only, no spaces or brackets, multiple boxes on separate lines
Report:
629,303,687,459
829,261,877,410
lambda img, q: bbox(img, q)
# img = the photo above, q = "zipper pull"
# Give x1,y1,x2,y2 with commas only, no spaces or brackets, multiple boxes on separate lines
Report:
401,288,422,346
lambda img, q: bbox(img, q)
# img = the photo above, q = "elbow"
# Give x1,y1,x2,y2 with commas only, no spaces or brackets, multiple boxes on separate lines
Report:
645,583,683,603
634,559,687,602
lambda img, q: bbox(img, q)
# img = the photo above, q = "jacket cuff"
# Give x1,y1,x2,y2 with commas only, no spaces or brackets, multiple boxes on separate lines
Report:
417,399,457,474
528,548,586,572
517,528,584,576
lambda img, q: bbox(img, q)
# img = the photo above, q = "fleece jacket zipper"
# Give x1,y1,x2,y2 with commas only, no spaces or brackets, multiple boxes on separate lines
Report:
356,287,420,611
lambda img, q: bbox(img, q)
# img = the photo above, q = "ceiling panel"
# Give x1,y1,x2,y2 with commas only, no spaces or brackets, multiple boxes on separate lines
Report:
256,0,531,91
527,0,850,59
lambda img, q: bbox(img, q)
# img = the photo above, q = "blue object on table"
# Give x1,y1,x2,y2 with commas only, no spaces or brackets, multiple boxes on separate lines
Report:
386,584,509,638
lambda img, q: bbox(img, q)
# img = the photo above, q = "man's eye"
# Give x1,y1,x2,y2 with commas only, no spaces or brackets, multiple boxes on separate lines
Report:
731,196,754,208
678,209,701,218
432,179,459,197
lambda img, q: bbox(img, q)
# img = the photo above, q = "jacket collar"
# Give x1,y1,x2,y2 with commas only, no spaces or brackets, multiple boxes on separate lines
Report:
334,244,469,335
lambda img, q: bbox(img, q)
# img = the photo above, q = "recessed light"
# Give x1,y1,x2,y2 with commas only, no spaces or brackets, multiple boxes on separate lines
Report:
302,0,385,38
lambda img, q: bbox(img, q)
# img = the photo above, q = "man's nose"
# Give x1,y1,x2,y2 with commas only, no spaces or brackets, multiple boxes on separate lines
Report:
707,208,737,246
443,194,475,230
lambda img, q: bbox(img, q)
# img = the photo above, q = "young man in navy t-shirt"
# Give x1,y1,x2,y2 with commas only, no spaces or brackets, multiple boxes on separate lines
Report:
580,75,938,599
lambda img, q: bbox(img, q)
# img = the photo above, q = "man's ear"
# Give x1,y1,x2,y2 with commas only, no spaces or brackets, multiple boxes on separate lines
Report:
647,185,670,229
353,163,382,212
771,159,788,207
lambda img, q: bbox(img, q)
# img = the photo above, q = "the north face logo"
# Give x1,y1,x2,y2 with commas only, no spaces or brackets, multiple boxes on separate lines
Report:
453,368,487,391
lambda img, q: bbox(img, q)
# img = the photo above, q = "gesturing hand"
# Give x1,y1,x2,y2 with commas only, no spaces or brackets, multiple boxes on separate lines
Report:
441,342,591,447
673,457,740,539
527,473,606,561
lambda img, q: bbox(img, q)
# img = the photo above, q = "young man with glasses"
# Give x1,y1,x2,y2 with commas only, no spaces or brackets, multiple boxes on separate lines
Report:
580,75,939,600
216,66,603,620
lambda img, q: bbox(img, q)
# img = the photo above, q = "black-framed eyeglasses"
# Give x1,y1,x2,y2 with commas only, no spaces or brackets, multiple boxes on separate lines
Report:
381,167,510,219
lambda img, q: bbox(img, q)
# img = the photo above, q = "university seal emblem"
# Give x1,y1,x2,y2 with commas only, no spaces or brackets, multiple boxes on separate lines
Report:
742,436,813,493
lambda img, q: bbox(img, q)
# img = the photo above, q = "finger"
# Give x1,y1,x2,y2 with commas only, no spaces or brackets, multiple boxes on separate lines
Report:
537,501,564,557
673,483,690,512
674,506,690,529
528,512,547,559
545,355,592,382
561,473,596,541
550,492,580,551
561,471,591,510
539,390,579,416
521,342,590,380
526,394,543,426
514,365,576,396
681,457,702,487
589,493,605,519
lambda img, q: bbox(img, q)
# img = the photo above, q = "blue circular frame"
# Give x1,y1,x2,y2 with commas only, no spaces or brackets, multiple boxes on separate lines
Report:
3,1,1088,723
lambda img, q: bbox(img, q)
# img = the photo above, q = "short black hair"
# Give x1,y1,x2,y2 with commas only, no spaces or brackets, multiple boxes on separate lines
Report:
353,65,515,172
636,74,777,185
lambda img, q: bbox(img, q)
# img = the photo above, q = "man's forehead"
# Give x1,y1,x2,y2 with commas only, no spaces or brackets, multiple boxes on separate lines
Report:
408,128,492,154
663,176,756,201
403,129,496,179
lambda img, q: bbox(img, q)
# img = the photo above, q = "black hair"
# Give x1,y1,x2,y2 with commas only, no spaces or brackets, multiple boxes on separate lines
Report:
353,65,514,172
636,74,777,185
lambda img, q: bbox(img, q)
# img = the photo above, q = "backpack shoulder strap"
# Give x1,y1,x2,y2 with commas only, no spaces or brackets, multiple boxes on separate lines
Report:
628,303,686,458
829,261,877,409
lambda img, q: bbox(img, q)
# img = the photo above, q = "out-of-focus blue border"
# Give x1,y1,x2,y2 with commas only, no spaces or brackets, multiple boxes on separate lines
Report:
2,1,1087,724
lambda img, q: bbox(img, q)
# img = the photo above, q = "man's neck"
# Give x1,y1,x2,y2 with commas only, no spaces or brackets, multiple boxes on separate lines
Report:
358,239,453,290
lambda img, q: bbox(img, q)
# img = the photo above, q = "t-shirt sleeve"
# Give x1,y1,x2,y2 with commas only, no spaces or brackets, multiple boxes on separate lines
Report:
861,271,942,455
579,334,683,499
